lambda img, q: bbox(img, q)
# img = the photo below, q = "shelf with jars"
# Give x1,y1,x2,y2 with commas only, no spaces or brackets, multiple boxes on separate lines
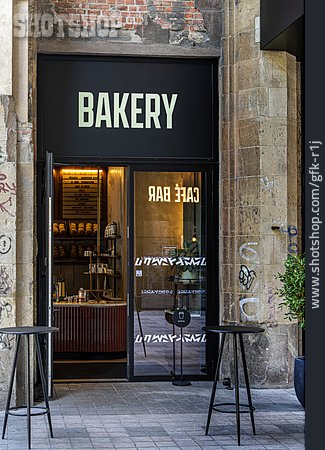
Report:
82,221,122,301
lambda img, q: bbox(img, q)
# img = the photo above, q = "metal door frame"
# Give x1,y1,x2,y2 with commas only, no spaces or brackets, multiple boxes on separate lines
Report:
36,152,54,397
37,160,219,386
127,163,219,381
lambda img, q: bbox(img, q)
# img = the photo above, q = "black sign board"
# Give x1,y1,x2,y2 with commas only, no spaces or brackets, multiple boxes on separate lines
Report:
37,55,216,160
61,169,102,218
172,309,191,328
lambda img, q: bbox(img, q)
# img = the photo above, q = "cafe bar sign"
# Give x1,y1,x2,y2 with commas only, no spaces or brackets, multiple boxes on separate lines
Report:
148,185,200,203
38,55,216,160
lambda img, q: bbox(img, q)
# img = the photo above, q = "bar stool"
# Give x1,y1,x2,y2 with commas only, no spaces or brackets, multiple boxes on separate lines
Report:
203,325,264,446
0,326,59,449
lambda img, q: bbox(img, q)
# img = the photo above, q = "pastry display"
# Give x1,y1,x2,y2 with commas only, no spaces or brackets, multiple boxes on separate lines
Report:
85,222,92,235
53,223,59,236
59,222,66,236
78,222,85,235
69,222,77,236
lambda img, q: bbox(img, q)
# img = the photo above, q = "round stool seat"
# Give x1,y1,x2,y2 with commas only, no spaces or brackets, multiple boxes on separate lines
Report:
0,326,58,335
203,325,264,334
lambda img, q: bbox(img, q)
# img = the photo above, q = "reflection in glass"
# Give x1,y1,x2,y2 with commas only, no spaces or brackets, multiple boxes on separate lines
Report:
134,172,206,377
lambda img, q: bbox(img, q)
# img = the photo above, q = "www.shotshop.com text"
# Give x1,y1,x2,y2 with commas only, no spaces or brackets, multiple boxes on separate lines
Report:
309,140,323,309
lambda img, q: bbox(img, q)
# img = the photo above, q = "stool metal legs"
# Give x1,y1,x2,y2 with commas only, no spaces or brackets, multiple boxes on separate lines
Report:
239,334,256,435
205,333,226,435
2,333,54,449
233,334,241,445
35,335,53,437
26,335,31,449
205,332,256,446
2,335,21,440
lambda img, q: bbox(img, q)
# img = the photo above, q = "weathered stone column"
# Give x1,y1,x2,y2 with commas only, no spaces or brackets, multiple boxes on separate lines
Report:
0,96,18,404
0,0,35,407
220,0,301,386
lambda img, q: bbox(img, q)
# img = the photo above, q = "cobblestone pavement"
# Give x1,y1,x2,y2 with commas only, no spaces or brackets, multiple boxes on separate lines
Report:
0,382,304,449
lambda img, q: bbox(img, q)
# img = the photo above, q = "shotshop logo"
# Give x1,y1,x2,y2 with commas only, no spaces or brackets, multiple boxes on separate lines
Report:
308,140,323,309
78,92,178,129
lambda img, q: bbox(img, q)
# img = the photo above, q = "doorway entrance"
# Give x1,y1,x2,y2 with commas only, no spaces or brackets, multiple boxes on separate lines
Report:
51,165,127,380
131,170,208,379
37,162,216,385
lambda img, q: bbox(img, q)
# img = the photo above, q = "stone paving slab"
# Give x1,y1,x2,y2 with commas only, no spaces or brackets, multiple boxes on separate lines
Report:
0,382,304,449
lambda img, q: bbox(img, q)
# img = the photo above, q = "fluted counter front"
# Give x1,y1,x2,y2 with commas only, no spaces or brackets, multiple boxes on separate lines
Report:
53,303,127,353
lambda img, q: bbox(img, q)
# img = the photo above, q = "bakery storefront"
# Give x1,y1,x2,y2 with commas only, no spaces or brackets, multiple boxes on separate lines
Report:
37,55,218,390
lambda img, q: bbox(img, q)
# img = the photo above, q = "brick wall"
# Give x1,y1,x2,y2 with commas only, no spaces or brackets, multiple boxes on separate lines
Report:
51,0,204,31
39,0,208,43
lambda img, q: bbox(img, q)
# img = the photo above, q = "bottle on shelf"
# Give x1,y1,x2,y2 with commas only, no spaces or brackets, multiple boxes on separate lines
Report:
78,287,85,303
105,222,118,238
53,283,59,302
57,274,66,298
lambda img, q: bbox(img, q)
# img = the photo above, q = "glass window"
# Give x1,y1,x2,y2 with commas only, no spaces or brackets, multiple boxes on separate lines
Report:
133,171,206,377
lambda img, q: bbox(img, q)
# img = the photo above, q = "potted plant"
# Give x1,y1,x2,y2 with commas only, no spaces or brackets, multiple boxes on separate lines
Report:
275,254,305,407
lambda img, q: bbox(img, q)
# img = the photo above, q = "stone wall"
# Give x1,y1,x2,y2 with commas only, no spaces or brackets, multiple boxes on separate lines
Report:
0,109,34,406
0,0,35,407
0,0,302,409
0,93,18,405
220,0,301,387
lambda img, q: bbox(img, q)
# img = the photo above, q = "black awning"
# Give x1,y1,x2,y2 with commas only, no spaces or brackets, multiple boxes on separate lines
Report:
260,0,304,61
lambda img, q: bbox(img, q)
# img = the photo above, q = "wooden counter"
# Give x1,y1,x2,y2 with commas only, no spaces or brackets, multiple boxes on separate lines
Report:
53,302,127,353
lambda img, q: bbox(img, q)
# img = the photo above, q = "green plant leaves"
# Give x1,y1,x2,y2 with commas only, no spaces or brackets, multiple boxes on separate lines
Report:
275,254,305,329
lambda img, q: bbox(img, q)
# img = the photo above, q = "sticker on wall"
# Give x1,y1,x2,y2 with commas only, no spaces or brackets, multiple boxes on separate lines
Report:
135,256,206,267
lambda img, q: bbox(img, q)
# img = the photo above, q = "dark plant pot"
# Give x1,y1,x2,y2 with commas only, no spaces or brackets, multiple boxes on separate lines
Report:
294,356,305,408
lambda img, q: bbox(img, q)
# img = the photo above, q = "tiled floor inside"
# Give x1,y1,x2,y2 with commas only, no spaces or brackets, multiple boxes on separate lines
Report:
134,310,206,376
0,382,304,449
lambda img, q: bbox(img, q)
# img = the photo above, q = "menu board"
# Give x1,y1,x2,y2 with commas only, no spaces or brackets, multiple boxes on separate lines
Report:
61,170,102,218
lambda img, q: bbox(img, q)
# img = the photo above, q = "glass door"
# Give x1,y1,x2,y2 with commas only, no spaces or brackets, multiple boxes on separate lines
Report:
131,169,208,378
45,152,54,396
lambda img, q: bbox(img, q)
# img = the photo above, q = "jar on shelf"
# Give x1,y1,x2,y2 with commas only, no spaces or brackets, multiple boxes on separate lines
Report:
105,222,117,237
78,287,85,302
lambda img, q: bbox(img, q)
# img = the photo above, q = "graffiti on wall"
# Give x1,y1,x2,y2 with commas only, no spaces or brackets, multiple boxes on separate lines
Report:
0,172,16,217
239,242,259,263
0,266,10,296
238,265,257,290
0,299,14,350
237,225,298,322
239,297,259,319
0,145,5,164
238,242,260,320
260,176,274,192
281,225,298,254
0,334,14,351
0,300,12,323
267,287,277,322
0,235,12,255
